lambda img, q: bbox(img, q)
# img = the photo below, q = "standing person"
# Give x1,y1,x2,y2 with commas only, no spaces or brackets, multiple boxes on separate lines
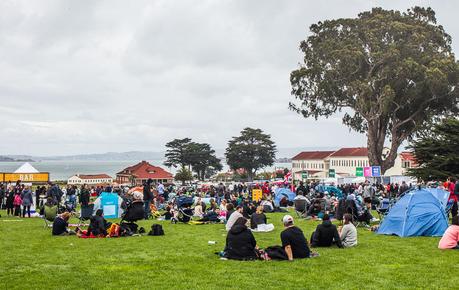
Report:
280,215,312,260
143,179,153,220
0,183,5,211
35,186,41,209
21,185,33,218
6,186,15,216
447,177,458,217
13,192,22,217
157,181,165,198
338,213,358,247
79,184,90,207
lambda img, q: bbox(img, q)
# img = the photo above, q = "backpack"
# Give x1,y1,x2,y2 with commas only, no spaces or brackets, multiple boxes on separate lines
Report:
264,245,288,260
148,224,165,236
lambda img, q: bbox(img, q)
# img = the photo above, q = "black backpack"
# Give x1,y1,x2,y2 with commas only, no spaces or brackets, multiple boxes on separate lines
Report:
148,224,165,236
264,246,288,260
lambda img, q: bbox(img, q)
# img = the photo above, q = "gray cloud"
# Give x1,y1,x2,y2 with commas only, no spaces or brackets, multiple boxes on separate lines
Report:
0,0,457,156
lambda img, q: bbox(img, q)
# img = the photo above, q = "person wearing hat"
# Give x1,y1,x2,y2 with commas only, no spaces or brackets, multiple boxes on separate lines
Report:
280,215,311,260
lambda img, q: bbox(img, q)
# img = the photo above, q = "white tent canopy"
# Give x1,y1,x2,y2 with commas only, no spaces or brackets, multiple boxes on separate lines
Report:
14,162,39,173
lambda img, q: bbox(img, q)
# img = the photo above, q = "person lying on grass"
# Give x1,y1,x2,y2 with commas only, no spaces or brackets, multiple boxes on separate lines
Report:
223,217,258,260
52,212,77,236
338,213,357,248
281,215,313,260
438,215,459,250
310,214,343,248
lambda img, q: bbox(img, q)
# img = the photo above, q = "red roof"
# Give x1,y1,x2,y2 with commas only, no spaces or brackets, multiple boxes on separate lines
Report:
117,161,173,180
330,147,368,157
77,174,112,180
400,151,418,166
292,151,334,160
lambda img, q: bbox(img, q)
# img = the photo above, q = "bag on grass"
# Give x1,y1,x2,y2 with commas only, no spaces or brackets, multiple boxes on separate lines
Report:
264,245,288,260
148,224,164,236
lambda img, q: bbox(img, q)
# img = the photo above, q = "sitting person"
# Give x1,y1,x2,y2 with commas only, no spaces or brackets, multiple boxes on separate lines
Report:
280,215,311,260
439,215,459,250
311,214,343,248
163,203,173,220
52,212,76,236
260,199,274,213
339,213,357,247
86,209,111,237
307,199,323,218
194,203,204,218
225,205,243,231
250,206,267,229
123,192,145,222
224,217,258,260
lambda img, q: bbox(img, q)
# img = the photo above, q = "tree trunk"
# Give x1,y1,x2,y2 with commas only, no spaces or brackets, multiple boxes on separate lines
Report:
367,120,386,171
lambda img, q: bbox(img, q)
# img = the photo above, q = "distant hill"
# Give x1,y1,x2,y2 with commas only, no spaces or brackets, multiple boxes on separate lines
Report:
2,147,336,162
0,156,35,162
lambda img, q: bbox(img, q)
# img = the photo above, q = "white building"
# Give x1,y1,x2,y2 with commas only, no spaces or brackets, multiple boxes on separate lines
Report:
68,174,113,185
292,147,417,180
291,151,335,180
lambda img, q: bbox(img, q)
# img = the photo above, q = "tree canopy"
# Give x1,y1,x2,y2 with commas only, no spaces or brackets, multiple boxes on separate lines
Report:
290,7,458,173
408,118,459,181
225,127,277,181
164,138,222,181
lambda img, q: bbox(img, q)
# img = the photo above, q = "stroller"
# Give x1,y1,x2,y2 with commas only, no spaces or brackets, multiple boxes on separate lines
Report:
172,196,194,223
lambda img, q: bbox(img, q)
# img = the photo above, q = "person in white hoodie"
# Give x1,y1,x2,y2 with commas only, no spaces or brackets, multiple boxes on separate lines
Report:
225,206,243,231
339,213,358,247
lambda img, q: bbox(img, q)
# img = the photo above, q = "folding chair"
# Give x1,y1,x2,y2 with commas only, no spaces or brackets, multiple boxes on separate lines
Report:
42,205,58,229
294,198,308,218
376,198,391,221
78,204,94,226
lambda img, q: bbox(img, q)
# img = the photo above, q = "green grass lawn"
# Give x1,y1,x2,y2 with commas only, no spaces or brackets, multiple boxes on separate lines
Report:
0,210,458,290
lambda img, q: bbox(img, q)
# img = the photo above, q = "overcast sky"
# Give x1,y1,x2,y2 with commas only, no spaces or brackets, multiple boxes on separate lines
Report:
0,0,457,156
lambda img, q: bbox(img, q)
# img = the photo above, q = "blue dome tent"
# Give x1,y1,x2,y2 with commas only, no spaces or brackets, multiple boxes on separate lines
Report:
377,189,448,237
274,188,296,207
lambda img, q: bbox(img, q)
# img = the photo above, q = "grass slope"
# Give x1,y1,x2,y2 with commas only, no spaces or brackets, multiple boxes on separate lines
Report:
0,210,458,290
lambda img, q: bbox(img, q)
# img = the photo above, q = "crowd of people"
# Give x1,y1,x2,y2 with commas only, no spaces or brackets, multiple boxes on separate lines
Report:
1,175,458,257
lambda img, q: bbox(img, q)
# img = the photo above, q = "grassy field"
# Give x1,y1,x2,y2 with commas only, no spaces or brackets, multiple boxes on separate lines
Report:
0,210,457,290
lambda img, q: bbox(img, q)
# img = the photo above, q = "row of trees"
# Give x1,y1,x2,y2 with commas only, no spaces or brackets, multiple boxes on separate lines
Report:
164,128,277,183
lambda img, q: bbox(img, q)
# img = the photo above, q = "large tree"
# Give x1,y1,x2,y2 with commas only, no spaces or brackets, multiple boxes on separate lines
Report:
408,118,459,181
187,142,223,180
290,7,458,173
164,138,192,169
225,127,277,181
164,138,222,180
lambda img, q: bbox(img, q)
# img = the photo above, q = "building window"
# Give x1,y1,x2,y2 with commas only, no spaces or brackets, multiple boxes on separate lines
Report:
402,161,411,168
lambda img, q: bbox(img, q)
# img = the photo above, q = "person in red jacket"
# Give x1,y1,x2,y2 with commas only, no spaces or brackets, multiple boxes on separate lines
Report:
447,177,458,217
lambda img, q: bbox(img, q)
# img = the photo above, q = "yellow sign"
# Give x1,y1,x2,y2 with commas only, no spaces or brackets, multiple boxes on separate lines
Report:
0,173,50,183
252,189,263,202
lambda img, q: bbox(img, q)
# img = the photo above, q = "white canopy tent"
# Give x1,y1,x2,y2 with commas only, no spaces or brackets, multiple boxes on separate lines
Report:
14,162,39,173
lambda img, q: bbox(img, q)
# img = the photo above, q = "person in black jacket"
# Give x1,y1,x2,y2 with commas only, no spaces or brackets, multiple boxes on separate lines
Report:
143,179,153,220
52,212,76,236
87,209,111,236
79,184,90,207
250,206,267,229
310,214,343,248
224,217,258,260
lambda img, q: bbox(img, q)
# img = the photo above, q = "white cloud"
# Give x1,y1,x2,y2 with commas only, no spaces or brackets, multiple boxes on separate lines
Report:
0,0,457,155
